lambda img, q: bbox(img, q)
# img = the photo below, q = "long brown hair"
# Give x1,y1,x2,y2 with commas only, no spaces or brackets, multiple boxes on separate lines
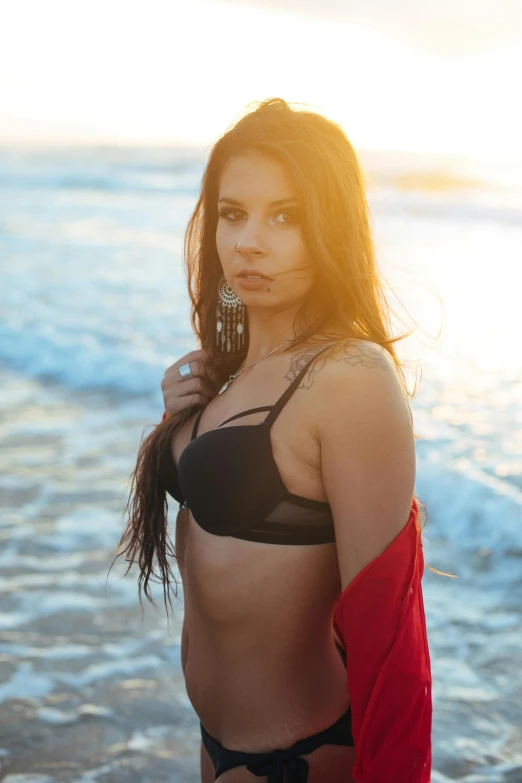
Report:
113,97,450,618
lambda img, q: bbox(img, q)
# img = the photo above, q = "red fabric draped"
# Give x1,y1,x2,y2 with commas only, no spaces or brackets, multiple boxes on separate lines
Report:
333,496,432,782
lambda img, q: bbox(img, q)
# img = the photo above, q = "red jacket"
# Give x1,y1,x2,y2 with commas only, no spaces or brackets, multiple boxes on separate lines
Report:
333,496,432,782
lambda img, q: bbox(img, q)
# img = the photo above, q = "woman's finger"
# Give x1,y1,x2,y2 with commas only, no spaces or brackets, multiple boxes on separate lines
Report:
163,355,210,382
177,376,214,398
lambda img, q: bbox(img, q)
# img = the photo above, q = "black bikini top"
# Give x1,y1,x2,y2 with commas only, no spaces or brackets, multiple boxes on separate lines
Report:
159,343,337,545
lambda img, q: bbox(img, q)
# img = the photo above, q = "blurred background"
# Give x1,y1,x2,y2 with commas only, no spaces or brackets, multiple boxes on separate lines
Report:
1,1,521,781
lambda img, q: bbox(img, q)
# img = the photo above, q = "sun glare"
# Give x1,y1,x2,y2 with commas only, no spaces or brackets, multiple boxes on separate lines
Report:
0,0,519,159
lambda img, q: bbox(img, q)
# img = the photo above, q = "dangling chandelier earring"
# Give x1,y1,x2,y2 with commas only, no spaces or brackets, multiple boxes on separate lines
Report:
216,274,245,352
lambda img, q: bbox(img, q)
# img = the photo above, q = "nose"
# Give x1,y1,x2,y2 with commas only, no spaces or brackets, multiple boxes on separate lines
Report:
235,242,263,257
234,219,266,256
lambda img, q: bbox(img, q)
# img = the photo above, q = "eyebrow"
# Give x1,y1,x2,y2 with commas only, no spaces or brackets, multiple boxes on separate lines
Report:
217,197,299,207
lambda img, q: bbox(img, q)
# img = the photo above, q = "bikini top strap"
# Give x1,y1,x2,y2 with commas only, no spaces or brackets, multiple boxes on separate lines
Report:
191,408,205,441
262,343,336,430
218,405,274,428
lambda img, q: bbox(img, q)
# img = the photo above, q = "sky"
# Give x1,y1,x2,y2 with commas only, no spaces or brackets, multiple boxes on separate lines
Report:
1,0,521,158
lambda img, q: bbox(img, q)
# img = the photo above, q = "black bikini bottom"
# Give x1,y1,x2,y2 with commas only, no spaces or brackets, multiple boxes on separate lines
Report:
200,704,354,783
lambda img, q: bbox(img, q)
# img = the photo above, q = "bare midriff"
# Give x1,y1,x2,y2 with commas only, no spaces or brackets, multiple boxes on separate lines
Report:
178,512,349,754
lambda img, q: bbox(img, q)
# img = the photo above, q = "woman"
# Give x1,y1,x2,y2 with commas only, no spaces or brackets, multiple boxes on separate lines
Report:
116,98,434,782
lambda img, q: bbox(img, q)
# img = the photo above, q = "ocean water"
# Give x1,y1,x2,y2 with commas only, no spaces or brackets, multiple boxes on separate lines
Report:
0,145,521,781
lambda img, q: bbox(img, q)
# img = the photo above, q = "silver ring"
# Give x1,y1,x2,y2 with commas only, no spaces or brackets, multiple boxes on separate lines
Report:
179,362,193,379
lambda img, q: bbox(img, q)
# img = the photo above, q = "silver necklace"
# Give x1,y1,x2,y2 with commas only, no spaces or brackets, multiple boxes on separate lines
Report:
218,338,294,395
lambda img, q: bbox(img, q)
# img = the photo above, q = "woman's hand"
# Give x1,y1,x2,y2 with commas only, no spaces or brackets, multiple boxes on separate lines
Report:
161,349,215,417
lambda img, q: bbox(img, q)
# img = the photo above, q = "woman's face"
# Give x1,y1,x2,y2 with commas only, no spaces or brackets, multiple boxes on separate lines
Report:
216,151,316,309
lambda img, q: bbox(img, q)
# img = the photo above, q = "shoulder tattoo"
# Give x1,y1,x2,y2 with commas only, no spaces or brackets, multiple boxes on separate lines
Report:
284,338,393,391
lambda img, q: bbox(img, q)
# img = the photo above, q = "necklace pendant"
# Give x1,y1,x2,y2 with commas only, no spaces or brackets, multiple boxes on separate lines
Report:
218,369,241,395
217,336,294,397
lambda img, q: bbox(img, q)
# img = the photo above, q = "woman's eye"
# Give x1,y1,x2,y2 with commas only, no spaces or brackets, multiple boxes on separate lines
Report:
217,209,300,224
274,211,299,225
218,209,243,221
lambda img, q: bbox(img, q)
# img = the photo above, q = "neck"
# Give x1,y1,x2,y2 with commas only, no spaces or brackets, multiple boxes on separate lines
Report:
242,302,304,365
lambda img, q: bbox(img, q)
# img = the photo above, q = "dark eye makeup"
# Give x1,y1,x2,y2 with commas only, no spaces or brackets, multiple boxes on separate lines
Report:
217,207,300,224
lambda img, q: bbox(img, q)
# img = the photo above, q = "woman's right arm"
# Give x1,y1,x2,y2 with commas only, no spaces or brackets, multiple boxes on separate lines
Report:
163,350,215,674
161,348,215,417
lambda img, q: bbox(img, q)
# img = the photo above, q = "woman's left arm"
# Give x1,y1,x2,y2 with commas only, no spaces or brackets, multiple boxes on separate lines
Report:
316,340,416,591
315,340,432,783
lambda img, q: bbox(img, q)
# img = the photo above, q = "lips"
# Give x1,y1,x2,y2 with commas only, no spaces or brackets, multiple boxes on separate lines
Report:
237,268,273,280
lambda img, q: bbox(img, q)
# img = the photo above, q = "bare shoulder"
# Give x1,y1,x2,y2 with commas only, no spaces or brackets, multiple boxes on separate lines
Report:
286,338,396,392
289,338,413,436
